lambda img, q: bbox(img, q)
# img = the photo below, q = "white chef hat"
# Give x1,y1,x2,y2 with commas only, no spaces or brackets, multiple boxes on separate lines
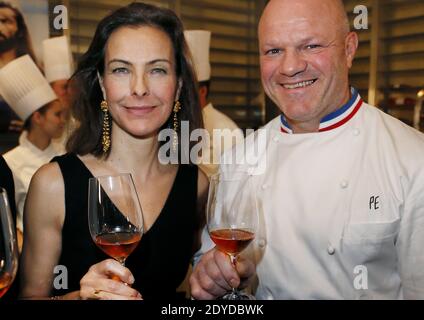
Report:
184,30,211,82
0,55,57,121
42,35,74,83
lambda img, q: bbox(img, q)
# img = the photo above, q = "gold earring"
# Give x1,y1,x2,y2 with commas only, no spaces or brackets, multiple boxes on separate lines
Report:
100,100,111,153
172,100,181,151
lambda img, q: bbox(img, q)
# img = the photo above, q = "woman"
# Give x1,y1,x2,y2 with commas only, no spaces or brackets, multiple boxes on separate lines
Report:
20,2,208,300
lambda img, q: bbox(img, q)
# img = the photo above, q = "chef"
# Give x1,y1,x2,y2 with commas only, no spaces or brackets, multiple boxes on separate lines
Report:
190,0,424,299
42,35,75,151
1,55,65,241
184,30,243,177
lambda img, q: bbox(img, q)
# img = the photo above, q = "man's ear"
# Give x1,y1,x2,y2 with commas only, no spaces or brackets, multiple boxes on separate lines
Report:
345,32,358,69
199,85,208,99
31,111,43,125
97,70,107,100
175,78,183,101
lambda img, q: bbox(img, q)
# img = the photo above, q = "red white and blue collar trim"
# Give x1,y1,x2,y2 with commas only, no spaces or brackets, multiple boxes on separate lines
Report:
280,87,363,134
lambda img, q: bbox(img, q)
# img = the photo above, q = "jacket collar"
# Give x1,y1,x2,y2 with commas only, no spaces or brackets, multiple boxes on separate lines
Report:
280,87,363,134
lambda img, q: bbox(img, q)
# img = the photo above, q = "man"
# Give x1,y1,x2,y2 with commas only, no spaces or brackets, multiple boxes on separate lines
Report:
190,0,424,299
0,1,36,133
185,30,243,177
43,35,75,151
1,55,65,246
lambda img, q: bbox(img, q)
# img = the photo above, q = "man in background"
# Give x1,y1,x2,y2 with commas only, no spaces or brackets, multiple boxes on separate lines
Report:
43,35,75,151
0,1,37,133
185,30,243,177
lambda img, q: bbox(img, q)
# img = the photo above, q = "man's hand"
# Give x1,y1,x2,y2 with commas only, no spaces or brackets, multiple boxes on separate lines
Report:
189,248,255,300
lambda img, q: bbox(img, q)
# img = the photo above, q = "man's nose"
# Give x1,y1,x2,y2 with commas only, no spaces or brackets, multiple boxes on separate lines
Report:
278,49,307,77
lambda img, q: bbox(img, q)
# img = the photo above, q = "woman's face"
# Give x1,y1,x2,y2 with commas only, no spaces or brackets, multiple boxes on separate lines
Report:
100,25,180,138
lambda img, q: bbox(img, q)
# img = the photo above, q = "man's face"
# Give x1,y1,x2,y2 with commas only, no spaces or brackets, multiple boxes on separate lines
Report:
258,0,357,132
0,7,18,43
0,7,19,54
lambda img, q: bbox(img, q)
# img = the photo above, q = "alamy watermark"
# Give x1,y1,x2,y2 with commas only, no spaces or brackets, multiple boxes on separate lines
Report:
353,5,368,30
53,5,68,30
353,265,368,290
53,265,68,290
157,121,267,172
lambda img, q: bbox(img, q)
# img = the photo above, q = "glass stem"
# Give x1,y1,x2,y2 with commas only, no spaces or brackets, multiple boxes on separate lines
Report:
230,254,239,297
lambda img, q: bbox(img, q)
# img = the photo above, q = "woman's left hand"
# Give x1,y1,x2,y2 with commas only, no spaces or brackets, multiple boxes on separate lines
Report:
79,259,143,300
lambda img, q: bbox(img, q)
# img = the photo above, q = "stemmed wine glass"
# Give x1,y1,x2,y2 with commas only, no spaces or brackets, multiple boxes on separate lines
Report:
207,171,259,300
88,173,144,268
0,188,19,298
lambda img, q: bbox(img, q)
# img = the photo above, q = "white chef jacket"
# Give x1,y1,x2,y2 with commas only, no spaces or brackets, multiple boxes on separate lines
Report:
197,91,424,299
199,103,244,177
3,131,63,232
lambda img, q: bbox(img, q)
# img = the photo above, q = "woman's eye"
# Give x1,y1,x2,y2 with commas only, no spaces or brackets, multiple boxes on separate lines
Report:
112,67,128,74
151,68,166,74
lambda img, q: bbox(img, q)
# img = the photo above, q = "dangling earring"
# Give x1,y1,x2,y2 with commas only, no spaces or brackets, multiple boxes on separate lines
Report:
172,100,181,151
100,100,111,153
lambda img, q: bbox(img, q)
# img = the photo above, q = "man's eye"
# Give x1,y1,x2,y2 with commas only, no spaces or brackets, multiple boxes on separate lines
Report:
266,49,281,55
305,44,321,49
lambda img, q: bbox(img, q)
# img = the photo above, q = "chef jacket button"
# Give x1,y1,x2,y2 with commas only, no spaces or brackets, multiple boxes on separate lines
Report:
258,238,267,248
273,136,280,143
327,245,335,255
261,183,268,190
340,180,349,189
353,128,360,136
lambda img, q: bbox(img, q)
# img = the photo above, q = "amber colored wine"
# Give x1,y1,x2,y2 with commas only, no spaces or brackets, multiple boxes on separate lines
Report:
0,272,13,298
95,231,141,261
210,229,255,255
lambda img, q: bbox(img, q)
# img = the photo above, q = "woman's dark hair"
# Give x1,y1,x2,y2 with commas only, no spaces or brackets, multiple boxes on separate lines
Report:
67,2,202,160
0,2,37,63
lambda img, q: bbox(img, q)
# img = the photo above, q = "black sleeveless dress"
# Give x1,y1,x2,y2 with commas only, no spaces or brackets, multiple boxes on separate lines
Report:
0,155,17,223
51,153,199,300
0,155,18,300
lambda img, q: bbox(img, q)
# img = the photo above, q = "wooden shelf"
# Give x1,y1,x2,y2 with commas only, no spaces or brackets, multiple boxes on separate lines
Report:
382,32,424,41
181,14,257,29
181,0,253,15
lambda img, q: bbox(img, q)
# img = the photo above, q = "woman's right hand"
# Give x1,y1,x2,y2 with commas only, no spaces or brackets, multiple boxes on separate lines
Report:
79,259,142,300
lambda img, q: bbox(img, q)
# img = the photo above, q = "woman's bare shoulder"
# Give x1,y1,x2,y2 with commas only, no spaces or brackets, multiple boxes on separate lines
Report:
30,161,63,192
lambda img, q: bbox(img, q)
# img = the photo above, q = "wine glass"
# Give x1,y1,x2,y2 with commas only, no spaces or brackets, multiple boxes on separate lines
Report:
207,171,259,300
0,188,19,299
88,173,144,268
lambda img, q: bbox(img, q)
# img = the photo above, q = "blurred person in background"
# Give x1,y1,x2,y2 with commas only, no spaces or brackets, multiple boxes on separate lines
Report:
1,55,65,249
185,30,243,177
0,1,37,133
43,35,76,152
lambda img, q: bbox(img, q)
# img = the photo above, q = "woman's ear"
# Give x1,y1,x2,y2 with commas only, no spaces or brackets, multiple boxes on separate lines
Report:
175,78,183,101
97,71,107,100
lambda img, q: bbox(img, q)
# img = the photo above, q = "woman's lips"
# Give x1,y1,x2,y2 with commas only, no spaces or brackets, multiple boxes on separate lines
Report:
124,106,156,116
